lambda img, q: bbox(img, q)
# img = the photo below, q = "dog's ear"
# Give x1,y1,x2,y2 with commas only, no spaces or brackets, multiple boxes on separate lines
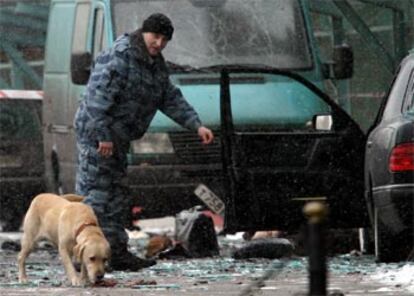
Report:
73,243,86,263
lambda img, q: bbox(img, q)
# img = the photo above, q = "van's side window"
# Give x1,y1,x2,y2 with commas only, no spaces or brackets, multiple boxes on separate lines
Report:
92,8,107,59
72,3,91,53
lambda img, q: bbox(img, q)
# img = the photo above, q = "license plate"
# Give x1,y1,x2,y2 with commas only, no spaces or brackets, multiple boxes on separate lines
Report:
0,155,22,168
194,184,225,216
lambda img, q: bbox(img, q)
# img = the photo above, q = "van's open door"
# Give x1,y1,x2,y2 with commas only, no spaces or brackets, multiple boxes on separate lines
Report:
220,67,369,232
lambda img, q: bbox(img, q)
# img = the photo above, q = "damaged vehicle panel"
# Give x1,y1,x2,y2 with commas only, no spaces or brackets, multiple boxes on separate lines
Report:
110,0,329,217
219,67,369,232
43,0,357,222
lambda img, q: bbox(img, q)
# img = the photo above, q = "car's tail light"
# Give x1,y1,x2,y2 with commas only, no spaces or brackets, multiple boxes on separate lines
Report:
389,143,414,172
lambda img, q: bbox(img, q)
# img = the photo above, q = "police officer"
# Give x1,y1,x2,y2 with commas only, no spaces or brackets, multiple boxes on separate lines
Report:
74,13,214,271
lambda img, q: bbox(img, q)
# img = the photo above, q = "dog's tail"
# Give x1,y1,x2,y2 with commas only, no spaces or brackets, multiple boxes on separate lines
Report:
61,194,85,202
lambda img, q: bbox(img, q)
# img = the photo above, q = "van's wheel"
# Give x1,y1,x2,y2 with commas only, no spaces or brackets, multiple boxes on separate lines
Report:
374,207,411,262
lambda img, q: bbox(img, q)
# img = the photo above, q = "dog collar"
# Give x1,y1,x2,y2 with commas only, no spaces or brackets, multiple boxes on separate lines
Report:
75,222,98,239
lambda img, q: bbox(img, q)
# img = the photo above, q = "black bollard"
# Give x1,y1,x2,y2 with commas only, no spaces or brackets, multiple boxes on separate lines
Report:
304,202,328,296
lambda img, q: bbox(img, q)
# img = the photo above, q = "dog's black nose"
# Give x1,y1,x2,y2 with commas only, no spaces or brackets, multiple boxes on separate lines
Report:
97,274,104,281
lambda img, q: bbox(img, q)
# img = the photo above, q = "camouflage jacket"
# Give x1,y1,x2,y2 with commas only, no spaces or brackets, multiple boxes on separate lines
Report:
74,29,201,143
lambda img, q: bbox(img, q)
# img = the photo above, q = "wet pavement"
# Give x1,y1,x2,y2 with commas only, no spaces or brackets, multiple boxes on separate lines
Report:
0,231,413,295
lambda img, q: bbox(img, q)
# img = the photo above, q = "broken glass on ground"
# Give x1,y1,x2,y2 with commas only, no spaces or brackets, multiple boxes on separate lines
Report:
0,229,413,293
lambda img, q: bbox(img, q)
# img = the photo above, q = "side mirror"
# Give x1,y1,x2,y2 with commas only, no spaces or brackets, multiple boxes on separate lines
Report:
71,52,92,85
333,44,353,79
313,114,333,131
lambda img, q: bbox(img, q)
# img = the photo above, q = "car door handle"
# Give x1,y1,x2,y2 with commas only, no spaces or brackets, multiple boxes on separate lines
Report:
367,141,373,148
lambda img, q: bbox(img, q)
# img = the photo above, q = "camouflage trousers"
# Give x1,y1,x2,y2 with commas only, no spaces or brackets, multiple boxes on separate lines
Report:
75,139,131,250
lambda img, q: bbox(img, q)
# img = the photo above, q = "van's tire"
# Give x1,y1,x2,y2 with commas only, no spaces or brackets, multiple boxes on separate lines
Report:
374,208,412,262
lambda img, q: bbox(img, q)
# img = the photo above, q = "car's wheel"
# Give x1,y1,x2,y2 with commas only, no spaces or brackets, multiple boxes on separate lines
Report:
374,207,412,262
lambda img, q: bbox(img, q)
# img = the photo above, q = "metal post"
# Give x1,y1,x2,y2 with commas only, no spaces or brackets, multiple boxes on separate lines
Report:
304,202,328,296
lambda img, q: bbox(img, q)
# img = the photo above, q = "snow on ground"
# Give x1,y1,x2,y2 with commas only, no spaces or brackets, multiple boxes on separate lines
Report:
2,217,413,294
371,263,414,293
136,217,414,294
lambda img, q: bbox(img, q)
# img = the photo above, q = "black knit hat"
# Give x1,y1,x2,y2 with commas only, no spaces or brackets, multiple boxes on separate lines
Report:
142,13,174,40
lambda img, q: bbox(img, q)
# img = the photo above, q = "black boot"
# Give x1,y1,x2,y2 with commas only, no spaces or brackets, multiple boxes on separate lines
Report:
110,250,156,271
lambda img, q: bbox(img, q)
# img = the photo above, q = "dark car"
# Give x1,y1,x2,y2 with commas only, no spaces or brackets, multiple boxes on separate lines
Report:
0,92,45,231
365,51,414,262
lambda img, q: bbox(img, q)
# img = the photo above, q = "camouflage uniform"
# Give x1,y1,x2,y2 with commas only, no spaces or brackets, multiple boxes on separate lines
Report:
74,30,201,252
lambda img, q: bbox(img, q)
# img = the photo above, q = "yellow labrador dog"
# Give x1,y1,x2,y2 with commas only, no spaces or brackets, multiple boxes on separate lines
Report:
18,193,111,286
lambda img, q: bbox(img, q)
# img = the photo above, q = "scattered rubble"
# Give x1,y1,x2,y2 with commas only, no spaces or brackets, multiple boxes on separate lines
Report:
232,238,294,259
0,214,412,294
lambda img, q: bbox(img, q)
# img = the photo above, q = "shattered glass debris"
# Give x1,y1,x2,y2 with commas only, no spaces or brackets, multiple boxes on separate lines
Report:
0,234,413,294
